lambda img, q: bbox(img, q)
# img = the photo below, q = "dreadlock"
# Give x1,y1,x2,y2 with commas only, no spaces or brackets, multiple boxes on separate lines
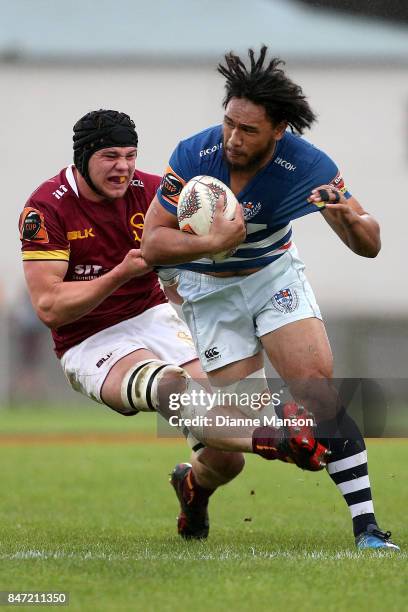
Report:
217,46,316,134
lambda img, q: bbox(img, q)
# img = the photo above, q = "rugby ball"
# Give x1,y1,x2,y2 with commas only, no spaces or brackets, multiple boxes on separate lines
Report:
177,176,238,261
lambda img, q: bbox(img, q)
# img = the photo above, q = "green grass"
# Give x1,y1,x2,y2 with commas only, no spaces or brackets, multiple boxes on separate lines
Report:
0,406,406,611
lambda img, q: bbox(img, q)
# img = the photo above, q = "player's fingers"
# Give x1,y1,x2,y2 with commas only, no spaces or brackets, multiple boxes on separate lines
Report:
212,195,226,218
234,202,245,221
128,248,142,257
324,203,346,210
309,186,342,204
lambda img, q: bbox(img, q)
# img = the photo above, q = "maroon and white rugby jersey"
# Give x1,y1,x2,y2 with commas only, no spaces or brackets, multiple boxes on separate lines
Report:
19,165,166,357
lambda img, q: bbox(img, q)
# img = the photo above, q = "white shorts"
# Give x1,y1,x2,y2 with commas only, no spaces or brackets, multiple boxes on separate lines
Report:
60,303,197,403
178,248,322,372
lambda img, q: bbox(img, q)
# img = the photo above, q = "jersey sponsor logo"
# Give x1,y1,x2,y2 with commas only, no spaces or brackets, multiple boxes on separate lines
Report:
160,166,185,205
199,142,223,157
272,288,299,313
242,201,262,220
19,207,49,243
204,346,220,361
130,212,144,242
72,264,104,280
67,228,95,240
130,179,144,187
52,184,68,199
330,171,347,193
274,157,296,172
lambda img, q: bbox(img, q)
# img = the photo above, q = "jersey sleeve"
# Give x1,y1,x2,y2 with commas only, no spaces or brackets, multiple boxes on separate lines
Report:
310,149,352,200
156,142,196,215
19,198,70,263
273,150,352,227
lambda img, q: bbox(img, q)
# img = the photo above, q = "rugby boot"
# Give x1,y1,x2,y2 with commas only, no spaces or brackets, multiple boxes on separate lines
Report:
253,403,331,471
170,463,210,539
355,524,400,551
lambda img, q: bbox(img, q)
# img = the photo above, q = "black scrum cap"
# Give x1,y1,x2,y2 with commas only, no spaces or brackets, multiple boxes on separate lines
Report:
73,109,138,193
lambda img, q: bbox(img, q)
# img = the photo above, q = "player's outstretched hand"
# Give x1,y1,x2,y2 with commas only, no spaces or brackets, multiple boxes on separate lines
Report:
120,249,152,280
209,197,246,253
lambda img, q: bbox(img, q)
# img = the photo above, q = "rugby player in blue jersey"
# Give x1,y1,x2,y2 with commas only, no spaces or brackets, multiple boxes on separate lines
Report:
142,46,399,550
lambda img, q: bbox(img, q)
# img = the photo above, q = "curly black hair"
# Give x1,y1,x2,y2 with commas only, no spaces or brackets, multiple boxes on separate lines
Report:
217,46,316,134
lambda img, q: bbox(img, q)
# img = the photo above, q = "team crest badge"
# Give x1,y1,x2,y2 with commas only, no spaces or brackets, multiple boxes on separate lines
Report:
242,201,261,221
272,288,299,313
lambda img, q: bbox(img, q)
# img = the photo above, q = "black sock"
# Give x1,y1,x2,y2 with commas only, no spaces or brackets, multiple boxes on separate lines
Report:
317,409,377,537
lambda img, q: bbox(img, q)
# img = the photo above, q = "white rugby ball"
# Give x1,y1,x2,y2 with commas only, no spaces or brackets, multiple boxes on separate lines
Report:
177,176,238,261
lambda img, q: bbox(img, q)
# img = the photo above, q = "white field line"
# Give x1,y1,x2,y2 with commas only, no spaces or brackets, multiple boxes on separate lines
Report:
1,549,406,561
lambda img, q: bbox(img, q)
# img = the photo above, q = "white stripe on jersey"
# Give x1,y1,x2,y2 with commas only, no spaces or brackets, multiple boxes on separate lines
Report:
237,222,292,251
65,165,79,196
188,222,293,267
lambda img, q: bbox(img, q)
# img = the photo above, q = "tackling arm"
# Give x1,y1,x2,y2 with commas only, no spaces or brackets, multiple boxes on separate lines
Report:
309,187,381,258
141,195,246,266
24,249,150,329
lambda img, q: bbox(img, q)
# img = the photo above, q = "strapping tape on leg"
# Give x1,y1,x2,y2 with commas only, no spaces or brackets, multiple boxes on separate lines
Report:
120,359,188,413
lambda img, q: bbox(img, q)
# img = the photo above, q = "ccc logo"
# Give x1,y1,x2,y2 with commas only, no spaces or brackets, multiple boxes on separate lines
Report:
204,347,219,359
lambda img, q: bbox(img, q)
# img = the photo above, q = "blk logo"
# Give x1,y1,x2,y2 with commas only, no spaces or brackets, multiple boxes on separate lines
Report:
67,228,95,240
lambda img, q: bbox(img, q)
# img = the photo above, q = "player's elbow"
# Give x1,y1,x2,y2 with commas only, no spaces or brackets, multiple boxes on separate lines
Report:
36,298,60,329
366,221,381,257
140,234,159,266
367,244,381,258
354,242,381,258
37,310,59,329
363,234,381,258
354,223,381,258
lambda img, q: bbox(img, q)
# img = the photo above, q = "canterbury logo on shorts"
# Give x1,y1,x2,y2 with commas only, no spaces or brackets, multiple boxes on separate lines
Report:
204,347,220,360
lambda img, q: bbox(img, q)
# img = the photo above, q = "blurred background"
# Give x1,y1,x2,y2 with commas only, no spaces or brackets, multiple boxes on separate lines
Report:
1,0,407,406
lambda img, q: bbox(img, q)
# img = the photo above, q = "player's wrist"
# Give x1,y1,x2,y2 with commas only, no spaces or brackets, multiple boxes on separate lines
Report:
110,261,133,286
205,233,228,255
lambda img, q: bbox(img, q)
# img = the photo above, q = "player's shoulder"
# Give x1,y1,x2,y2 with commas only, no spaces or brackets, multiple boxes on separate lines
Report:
280,131,320,161
131,168,161,191
26,167,75,211
280,132,337,172
128,169,160,209
176,124,223,157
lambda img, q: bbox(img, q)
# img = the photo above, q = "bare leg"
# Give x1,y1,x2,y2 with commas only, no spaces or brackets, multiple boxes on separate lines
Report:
191,447,245,489
261,317,340,422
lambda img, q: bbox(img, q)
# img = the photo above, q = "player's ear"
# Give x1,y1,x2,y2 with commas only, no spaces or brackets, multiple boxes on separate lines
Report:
273,121,287,140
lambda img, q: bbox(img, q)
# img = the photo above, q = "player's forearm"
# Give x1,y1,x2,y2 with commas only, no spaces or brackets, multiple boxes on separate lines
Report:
141,226,215,265
37,264,131,328
323,208,381,258
336,214,381,257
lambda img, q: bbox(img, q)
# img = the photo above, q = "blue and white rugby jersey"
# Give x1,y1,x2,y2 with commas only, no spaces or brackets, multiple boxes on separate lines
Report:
157,125,351,272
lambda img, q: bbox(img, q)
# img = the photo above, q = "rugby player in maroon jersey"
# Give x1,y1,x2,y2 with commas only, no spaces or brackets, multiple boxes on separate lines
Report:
19,109,328,540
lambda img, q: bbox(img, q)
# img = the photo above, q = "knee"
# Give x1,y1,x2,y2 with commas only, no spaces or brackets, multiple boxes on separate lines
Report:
291,361,334,399
289,364,340,422
219,452,245,480
298,360,333,381
197,449,245,482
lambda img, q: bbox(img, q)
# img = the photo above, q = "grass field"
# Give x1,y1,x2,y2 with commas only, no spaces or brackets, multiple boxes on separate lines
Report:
0,405,406,611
